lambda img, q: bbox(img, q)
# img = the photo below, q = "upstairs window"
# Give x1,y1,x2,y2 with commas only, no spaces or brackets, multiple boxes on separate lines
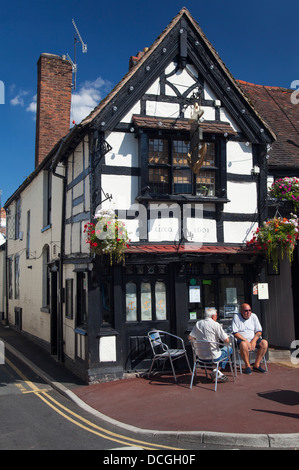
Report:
143,134,223,199
149,138,191,194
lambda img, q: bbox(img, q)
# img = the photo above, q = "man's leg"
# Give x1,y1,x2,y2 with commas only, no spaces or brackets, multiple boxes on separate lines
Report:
238,340,251,369
253,339,268,369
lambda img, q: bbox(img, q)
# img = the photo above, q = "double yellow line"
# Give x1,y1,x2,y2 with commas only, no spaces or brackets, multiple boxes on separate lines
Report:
5,356,182,450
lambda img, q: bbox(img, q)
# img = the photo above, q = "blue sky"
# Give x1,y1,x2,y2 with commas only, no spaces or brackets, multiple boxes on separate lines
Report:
0,0,298,207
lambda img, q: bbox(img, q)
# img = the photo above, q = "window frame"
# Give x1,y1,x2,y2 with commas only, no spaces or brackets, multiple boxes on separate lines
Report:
125,267,169,323
138,132,227,201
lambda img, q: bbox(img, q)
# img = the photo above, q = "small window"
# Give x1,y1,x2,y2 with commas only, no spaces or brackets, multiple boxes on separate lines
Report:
141,282,152,321
196,143,216,196
66,279,73,319
102,280,114,326
126,282,137,321
14,254,20,300
76,272,87,326
155,281,167,320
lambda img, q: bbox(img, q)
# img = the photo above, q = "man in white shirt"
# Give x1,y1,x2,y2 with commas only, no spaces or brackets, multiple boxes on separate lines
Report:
189,308,232,383
232,303,268,374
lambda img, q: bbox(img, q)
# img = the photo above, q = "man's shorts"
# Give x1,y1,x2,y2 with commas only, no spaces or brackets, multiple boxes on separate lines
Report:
236,337,262,348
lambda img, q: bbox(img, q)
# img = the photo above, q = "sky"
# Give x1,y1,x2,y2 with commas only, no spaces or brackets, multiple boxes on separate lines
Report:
0,0,298,207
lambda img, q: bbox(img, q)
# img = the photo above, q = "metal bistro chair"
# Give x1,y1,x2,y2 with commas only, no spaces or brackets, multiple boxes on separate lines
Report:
190,340,236,392
148,330,192,382
234,337,268,374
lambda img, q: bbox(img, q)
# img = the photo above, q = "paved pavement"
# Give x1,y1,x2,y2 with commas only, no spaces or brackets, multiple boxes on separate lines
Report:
1,323,298,449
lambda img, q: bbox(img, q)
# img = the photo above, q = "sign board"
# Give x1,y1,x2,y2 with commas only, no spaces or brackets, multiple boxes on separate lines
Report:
189,285,201,303
258,283,269,300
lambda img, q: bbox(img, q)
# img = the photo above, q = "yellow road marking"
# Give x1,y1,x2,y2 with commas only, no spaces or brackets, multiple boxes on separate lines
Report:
5,355,182,450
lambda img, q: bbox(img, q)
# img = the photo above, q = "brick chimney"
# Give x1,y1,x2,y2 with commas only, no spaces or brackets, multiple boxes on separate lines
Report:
35,53,73,168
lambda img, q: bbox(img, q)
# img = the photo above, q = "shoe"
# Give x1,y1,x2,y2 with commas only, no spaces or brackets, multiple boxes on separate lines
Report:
244,367,252,374
253,365,267,373
217,375,228,383
210,371,228,383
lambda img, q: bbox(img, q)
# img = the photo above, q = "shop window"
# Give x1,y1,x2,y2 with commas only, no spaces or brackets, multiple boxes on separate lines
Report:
155,281,167,320
125,279,168,322
126,282,137,322
219,277,245,318
141,282,152,321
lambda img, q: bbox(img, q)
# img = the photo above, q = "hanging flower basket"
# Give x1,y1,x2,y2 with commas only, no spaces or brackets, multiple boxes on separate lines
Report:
246,215,299,273
84,210,130,265
268,177,299,211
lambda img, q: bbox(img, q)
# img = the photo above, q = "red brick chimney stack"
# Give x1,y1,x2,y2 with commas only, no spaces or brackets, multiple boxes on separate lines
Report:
35,53,73,168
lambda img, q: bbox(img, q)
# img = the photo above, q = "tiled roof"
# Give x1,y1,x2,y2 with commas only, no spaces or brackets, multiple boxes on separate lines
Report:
126,244,250,254
237,81,299,169
132,116,237,135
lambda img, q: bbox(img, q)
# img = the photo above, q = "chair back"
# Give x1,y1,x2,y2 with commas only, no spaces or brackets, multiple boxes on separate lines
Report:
190,339,219,363
148,330,167,354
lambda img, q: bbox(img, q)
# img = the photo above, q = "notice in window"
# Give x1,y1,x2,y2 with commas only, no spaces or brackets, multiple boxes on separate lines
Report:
226,287,237,304
258,283,269,300
189,285,201,303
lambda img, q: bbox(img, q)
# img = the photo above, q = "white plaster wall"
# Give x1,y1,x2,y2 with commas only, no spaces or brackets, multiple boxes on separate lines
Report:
225,181,257,214
146,101,180,118
120,101,141,123
226,141,253,175
105,132,138,167
6,168,63,343
101,174,139,209
224,221,258,244
220,108,240,132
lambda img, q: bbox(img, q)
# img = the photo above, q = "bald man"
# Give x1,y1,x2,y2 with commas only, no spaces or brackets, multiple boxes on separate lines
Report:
232,303,268,374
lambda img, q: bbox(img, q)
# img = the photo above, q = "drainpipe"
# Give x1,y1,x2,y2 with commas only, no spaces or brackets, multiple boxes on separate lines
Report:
51,165,66,363
51,139,67,363
4,209,9,325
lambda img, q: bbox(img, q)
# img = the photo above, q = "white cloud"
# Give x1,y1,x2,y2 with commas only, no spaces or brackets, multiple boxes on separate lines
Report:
26,94,37,113
71,76,112,124
10,90,28,107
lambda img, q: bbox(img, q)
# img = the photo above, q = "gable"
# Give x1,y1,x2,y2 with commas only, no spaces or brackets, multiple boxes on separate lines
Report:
84,8,275,145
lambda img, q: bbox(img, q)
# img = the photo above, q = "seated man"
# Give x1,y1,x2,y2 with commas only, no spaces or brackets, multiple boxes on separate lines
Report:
232,303,268,374
188,307,232,383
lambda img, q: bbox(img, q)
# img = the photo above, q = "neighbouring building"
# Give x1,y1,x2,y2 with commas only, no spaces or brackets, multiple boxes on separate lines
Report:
2,8,298,383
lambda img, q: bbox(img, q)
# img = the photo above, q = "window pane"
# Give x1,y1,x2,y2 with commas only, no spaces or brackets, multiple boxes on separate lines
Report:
172,140,190,166
102,281,113,326
149,139,168,164
149,167,169,193
155,282,167,320
196,170,215,196
141,282,152,321
126,282,137,321
219,277,245,319
202,142,215,166
173,168,192,194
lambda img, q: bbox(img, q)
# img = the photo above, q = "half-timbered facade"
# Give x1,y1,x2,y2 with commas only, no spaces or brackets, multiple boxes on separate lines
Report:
4,8,297,383
49,8,277,382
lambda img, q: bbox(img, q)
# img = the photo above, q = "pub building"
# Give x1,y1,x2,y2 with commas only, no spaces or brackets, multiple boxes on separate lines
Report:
6,8,297,384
